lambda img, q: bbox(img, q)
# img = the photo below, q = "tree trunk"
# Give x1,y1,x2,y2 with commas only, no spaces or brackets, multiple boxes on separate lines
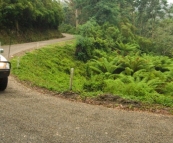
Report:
15,20,19,36
75,9,78,28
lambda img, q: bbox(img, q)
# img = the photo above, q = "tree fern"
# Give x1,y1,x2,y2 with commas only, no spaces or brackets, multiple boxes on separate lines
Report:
89,56,123,75
115,42,139,55
121,54,150,75
151,56,173,72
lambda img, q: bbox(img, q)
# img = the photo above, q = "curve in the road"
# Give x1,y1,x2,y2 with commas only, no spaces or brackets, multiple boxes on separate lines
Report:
0,34,173,143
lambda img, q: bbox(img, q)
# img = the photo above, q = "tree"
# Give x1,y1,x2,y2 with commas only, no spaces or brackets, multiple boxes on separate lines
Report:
134,0,168,37
153,19,173,57
0,0,64,31
64,0,120,25
61,0,76,27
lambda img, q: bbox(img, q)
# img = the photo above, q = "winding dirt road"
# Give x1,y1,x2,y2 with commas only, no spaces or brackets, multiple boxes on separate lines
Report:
0,34,173,143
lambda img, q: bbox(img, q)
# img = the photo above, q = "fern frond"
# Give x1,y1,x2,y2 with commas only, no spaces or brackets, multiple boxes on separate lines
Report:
89,66,103,74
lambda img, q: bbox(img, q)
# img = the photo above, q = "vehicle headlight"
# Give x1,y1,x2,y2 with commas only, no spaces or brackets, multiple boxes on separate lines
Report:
0,62,10,69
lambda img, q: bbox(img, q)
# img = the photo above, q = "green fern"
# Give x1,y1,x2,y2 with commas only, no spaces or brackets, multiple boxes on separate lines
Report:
115,42,139,55
142,54,173,71
89,56,123,75
121,54,150,75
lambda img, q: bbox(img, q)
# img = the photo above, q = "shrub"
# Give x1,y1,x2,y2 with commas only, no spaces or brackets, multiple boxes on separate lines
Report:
75,36,95,62
83,74,105,91
59,23,76,34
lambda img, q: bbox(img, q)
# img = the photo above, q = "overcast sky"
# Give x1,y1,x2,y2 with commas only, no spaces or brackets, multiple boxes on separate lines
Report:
168,0,173,4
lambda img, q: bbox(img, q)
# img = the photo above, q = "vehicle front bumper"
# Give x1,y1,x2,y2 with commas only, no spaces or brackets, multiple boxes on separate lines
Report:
0,70,10,78
0,61,11,78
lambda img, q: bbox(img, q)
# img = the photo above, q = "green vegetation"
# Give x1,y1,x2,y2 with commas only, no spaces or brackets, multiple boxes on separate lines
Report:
0,0,64,45
0,0,63,30
11,41,86,92
6,0,173,111
0,29,63,45
11,39,173,107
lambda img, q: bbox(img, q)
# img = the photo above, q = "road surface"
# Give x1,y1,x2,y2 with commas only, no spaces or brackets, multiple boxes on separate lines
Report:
1,33,74,59
0,34,173,143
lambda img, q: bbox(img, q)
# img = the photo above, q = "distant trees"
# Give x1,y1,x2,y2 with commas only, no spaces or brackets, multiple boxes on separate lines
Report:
134,0,168,38
61,0,173,58
0,0,64,31
62,0,172,36
62,0,120,26
153,19,173,56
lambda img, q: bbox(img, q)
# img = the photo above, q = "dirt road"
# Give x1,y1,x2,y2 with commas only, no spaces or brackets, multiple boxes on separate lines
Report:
0,34,173,143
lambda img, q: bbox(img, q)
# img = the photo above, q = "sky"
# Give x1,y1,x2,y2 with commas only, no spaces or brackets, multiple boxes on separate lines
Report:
168,0,173,4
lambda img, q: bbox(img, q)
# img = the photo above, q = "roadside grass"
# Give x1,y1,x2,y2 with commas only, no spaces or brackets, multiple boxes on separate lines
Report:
11,40,86,92
10,40,173,114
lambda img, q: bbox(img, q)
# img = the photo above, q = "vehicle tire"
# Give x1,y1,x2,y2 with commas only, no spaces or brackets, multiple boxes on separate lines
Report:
0,77,8,91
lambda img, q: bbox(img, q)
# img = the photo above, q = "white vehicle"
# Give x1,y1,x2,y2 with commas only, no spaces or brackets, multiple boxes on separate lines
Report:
0,49,11,91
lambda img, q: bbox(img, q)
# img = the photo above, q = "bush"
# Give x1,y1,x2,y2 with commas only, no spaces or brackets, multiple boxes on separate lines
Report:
75,36,95,62
59,23,76,34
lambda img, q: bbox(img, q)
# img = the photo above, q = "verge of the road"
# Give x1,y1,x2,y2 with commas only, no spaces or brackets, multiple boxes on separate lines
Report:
0,34,173,143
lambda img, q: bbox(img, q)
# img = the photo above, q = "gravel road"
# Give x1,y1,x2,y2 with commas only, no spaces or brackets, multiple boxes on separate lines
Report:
1,33,74,58
0,34,173,143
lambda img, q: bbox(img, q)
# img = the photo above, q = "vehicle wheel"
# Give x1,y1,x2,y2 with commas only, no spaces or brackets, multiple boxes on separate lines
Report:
0,77,8,91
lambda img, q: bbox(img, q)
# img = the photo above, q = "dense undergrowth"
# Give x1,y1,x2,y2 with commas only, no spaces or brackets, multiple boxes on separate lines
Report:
11,40,173,108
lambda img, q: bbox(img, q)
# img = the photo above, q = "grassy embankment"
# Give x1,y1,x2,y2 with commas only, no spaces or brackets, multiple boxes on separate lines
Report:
10,40,173,114
11,40,86,92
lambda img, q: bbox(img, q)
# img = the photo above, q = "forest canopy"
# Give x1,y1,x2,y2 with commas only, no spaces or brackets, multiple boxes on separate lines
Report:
61,0,173,57
0,0,64,31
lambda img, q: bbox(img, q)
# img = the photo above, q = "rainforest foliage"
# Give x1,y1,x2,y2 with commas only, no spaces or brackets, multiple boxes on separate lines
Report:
11,40,173,107
59,0,173,106
9,0,173,107
0,0,63,30
0,0,64,44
